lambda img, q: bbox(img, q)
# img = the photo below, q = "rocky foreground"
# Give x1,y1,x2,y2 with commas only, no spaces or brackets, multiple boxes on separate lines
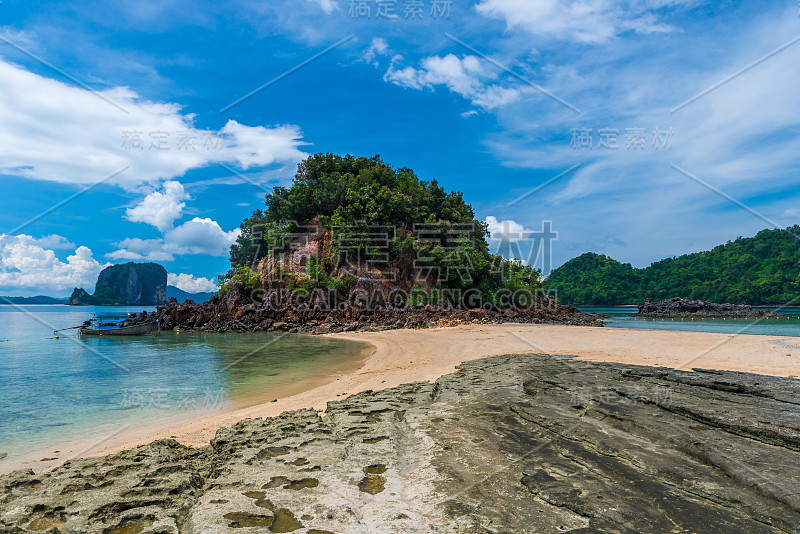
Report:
2,354,800,533
131,286,602,334
633,297,783,318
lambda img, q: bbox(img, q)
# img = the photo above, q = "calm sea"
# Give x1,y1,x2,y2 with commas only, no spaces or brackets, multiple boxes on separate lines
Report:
0,305,367,472
578,306,800,336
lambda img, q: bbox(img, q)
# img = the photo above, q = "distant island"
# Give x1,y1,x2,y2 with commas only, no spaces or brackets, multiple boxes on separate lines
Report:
3,265,212,306
546,227,800,305
69,262,167,305
166,285,214,304
0,295,67,305
1,286,212,306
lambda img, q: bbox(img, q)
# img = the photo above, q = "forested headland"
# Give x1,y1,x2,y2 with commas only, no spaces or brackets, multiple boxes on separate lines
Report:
545,227,800,305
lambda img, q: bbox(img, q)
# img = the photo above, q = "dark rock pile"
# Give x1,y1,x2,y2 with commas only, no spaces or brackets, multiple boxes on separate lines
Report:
127,285,602,334
633,297,783,318
2,354,799,532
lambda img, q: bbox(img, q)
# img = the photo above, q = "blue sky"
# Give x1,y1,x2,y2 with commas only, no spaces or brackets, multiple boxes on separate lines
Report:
1,0,799,296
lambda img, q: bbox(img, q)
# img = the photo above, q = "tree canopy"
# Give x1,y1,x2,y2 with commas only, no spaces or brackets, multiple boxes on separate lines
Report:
545,227,800,305
225,153,542,305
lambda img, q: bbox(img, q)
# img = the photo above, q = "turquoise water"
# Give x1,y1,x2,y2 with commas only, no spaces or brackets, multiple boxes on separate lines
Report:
0,305,366,470
578,306,800,337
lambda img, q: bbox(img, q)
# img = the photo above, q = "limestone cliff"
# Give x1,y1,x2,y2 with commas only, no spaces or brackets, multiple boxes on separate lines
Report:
68,262,167,306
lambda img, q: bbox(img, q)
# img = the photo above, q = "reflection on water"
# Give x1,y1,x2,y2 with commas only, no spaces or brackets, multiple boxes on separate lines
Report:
0,305,367,462
579,306,800,337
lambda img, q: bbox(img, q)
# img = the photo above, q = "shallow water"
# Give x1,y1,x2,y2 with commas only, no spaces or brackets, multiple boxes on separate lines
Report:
0,305,367,466
579,306,800,337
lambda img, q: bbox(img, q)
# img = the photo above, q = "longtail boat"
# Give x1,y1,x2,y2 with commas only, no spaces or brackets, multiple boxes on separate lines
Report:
78,317,157,336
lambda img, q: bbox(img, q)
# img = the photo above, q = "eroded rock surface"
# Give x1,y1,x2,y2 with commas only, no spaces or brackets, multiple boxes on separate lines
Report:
2,354,799,533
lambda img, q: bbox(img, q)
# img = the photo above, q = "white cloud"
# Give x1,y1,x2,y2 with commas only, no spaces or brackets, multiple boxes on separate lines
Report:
31,234,75,250
168,272,218,293
0,58,307,189
109,217,241,261
363,37,389,66
310,0,338,14
384,54,522,110
126,181,189,231
484,216,546,266
0,234,110,295
384,63,426,90
107,238,175,262
463,10,800,269
115,177,241,261
485,215,526,239
165,217,240,255
475,0,694,43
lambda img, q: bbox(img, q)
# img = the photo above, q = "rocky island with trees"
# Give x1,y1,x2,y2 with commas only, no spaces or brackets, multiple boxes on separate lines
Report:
138,153,598,332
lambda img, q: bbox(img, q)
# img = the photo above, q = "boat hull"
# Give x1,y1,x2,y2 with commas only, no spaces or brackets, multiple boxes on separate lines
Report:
80,322,156,336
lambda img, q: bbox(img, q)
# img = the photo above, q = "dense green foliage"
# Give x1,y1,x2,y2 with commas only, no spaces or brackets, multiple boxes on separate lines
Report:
546,227,800,305
225,153,542,305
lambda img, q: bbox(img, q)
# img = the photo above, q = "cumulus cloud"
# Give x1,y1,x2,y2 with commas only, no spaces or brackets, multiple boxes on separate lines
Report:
0,234,110,295
126,181,189,231
109,217,241,261
384,54,522,110
485,215,526,239
363,37,389,67
484,216,556,269
168,272,218,293
107,238,175,262
0,58,307,189
29,234,75,250
165,217,240,255
475,0,693,43
115,178,241,261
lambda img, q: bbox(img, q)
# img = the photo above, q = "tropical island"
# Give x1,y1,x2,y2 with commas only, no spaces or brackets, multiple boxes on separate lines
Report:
143,153,598,333
68,262,167,306
3,155,800,533
546,227,800,305
4,2,800,531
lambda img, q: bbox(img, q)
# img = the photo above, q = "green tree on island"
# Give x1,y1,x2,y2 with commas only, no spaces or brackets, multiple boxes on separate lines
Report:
223,153,542,307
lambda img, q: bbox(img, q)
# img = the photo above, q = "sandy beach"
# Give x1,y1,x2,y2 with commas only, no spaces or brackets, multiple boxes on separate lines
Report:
6,323,796,474
6,323,800,531
79,324,798,454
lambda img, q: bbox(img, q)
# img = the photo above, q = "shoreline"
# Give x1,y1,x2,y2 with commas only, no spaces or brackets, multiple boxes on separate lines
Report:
0,340,373,475
5,323,800,474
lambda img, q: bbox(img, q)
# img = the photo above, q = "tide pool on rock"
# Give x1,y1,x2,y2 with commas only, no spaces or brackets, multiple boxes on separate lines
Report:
0,305,368,474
